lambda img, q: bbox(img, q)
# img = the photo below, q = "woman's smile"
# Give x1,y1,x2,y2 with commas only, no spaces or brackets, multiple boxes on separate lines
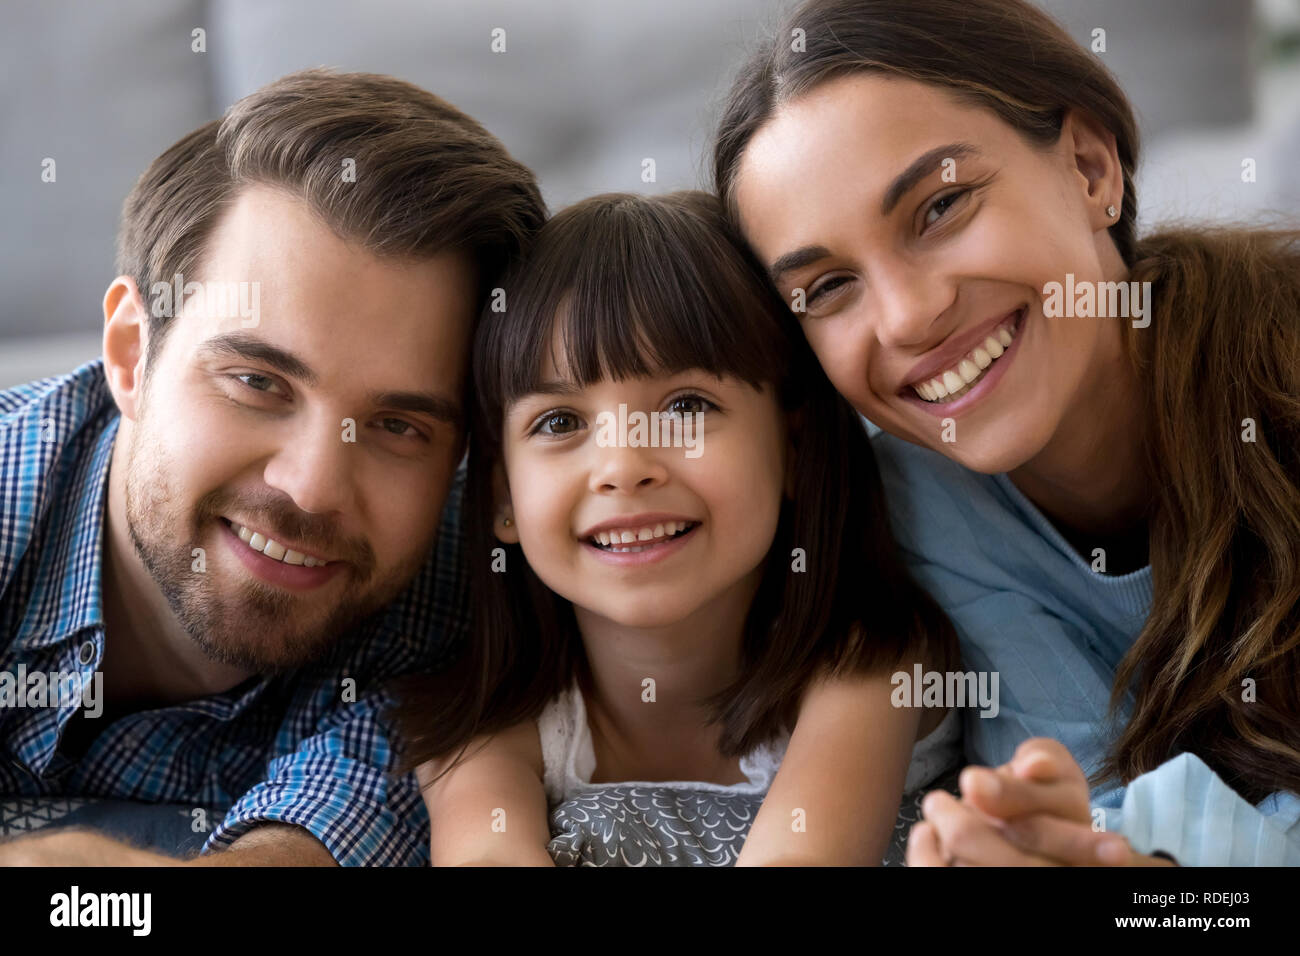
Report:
897,306,1027,417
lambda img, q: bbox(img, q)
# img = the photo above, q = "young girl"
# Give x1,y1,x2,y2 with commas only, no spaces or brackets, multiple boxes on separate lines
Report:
393,190,959,865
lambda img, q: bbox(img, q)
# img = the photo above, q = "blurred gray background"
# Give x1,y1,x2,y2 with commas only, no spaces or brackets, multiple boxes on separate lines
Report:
2,0,1298,388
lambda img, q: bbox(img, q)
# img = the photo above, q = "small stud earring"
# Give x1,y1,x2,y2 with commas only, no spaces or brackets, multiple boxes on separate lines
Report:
502,516,513,527
1106,204,1118,218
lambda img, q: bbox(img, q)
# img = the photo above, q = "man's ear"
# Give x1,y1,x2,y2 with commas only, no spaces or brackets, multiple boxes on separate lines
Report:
491,460,519,544
102,276,151,422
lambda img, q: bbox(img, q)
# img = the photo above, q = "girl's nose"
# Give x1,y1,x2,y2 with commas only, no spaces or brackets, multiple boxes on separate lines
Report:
587,442,670,495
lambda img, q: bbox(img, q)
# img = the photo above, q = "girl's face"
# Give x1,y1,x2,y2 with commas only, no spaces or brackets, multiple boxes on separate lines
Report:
496,339,789,630
733,73,1127,474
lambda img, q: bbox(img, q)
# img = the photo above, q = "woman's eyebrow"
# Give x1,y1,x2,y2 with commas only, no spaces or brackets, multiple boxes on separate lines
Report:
880,142,980,216
767,143,981,286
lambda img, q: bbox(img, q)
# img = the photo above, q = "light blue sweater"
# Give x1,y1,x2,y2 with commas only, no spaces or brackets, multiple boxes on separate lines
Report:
869,424,1300,865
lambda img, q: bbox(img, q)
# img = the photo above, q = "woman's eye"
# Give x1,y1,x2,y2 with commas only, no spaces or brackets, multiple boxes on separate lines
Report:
665,394,716,417
805,275,850,307
923,188,970,228
533,411,582,436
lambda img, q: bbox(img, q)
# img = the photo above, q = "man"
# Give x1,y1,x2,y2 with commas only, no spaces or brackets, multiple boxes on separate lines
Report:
0,69,545,865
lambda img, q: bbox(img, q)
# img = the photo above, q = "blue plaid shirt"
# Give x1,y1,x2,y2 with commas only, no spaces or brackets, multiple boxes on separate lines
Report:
0,359,468,865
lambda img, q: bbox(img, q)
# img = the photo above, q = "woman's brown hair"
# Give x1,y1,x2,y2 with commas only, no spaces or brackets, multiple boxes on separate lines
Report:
712,0,1300,802
391,190,957,777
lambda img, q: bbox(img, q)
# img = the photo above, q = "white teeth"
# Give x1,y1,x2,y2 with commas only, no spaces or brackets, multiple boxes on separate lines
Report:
230,522,329,568
910,313,1021,404
590,521,695,550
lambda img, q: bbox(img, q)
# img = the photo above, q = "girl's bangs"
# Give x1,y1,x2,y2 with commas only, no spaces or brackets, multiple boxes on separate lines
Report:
480,193,795,422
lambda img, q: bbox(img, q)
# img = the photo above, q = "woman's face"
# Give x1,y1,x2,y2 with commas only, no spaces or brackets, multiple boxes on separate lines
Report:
733,73,1126,474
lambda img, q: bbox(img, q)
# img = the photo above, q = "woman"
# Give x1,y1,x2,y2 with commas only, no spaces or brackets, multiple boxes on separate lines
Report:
712,0,1300,865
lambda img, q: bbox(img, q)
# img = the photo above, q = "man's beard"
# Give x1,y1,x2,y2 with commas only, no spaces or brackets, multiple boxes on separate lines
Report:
123,424,423,674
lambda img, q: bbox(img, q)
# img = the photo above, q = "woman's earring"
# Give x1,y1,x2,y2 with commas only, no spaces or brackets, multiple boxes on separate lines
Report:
1106,204,1118,219
502,516,513,527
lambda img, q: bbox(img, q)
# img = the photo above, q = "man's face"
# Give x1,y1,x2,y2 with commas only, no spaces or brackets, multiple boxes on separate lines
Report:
123,184,475,671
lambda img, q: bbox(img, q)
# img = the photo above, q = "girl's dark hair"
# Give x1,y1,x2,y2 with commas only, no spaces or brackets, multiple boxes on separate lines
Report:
712,0,1300,802
392,190,957,776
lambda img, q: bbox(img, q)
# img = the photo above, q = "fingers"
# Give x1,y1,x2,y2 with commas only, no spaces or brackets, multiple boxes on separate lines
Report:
905,821,949,867
919,790,1057,866
1001,813,1134,866
1004,737,1082,783
959,764,1091,823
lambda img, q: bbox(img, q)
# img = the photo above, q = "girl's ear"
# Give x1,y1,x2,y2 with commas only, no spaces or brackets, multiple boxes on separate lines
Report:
491,461,520,544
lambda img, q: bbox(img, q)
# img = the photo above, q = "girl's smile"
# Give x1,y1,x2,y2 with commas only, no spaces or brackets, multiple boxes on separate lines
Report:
581,516,702,566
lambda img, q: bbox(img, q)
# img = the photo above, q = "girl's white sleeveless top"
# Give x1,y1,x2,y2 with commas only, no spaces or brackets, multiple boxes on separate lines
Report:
537,679,961,807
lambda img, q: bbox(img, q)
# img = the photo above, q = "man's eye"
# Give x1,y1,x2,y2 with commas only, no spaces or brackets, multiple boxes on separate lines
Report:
379,418,419,438
532,411,582,436
236,373,278,393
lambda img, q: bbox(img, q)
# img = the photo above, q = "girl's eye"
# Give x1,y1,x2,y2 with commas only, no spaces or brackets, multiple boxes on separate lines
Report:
532,410,583,436
664,394,716,417
805,275,851,308
923,188,970,229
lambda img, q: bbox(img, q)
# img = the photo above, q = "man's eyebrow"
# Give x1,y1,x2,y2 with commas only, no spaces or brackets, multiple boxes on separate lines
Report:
767,143,981,286
881,142,980,217
197,332,319,386
369,390,463,428
199,332,463,427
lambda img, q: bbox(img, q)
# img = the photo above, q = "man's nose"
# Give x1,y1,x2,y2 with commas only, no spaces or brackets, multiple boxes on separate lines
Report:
261,415,358,516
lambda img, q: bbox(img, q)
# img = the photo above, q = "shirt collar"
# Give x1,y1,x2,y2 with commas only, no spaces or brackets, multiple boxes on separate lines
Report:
12,368,119,651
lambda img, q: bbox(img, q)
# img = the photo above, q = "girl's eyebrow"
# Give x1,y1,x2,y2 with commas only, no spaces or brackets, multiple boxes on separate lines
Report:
523,379,584,398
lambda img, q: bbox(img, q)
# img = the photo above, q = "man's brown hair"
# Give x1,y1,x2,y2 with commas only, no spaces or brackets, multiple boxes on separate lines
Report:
116,67,546,363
